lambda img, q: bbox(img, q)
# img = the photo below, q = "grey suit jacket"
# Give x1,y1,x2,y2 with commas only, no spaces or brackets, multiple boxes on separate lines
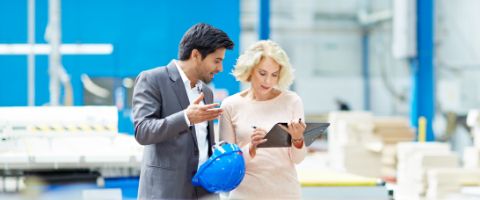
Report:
132,60,217,199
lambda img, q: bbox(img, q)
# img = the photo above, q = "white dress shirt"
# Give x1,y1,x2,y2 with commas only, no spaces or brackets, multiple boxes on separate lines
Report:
174,60,209,168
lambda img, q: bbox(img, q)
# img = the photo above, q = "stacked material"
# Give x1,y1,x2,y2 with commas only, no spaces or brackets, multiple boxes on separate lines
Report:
426,168,480,200
465,110,480,170
373,117,415,144
373,117,415,179
380,145,397,179
463,146,480,169
409,152,459,195
467,110,480,148
328,112,382,178
395,142,458,199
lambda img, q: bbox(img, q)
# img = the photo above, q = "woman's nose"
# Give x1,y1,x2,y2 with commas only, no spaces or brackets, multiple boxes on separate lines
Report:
265,75,273,84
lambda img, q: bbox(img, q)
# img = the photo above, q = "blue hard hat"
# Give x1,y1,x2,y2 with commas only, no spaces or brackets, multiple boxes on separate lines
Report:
192,142,245,193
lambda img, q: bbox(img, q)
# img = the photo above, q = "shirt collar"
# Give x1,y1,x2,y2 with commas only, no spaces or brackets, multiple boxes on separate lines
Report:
174,60,202,91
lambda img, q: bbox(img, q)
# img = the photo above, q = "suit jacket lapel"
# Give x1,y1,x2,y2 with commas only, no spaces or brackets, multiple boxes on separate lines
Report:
201,83,213,105
166,61,190,110
166,61,199,148
201,83,215,156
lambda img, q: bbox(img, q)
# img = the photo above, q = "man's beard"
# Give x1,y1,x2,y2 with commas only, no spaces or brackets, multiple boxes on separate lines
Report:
196,66,213,84
201,74,212,84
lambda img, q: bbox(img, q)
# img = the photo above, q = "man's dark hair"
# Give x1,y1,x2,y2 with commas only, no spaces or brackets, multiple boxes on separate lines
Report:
178,23,234,61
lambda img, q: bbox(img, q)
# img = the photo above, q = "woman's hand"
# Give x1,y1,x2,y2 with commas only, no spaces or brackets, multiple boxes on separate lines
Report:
249,127,267,158
280,119,306,148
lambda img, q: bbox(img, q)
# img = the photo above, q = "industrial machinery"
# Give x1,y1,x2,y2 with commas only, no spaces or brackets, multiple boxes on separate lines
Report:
0,106,142,193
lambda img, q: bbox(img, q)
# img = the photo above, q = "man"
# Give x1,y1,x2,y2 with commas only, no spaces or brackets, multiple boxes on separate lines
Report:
132,23,234,199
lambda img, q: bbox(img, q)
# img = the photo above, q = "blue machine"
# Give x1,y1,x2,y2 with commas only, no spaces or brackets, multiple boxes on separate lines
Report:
0,0,240,134
0,1,241,199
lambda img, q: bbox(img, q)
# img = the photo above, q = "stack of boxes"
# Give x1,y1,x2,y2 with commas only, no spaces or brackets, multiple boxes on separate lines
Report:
409,152,460,196
328,110,480,200
394,110,480,199
373,117,415,180
426,168,480,199
395,142,459,199
328,112,382,178
465,110,480,169
419,110,480,199
327,111,480,199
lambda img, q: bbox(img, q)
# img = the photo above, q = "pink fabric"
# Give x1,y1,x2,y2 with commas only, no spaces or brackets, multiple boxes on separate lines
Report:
219,90,307,199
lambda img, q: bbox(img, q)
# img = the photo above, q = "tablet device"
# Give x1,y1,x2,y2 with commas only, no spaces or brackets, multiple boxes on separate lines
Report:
257,122,330,148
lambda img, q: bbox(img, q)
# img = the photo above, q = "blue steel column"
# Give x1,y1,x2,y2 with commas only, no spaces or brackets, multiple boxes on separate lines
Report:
411,0,435,141
259,0,270,40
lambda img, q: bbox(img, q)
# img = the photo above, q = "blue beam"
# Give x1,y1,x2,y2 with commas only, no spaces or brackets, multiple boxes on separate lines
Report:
411,0,435,141
259,0,270,40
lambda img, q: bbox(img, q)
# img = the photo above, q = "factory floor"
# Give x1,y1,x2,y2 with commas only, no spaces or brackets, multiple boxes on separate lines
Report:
297,152,390,200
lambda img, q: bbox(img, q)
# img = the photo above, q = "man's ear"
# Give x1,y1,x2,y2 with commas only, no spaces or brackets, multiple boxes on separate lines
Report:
191,49,201,61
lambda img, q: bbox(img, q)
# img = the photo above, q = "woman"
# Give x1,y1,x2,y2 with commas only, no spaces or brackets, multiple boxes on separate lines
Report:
219,40,307,199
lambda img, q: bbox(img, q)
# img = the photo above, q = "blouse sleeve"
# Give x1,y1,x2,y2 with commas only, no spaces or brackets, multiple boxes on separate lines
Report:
288,95,307,164
218,100,254,164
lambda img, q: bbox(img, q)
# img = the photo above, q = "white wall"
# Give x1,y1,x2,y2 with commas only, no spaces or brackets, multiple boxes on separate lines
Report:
240,0,480,116
436,0,480,113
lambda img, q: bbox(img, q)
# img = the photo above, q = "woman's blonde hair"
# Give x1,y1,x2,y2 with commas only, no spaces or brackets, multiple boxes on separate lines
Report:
232,40,294,89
